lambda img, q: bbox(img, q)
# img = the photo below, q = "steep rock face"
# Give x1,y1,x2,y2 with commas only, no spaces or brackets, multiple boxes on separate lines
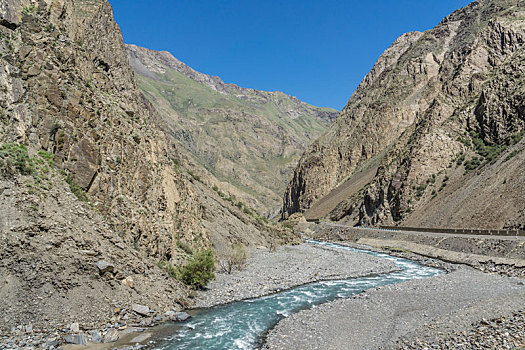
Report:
0,0,287,333
0,0,207,259
284,0,525,230
126,44,337,215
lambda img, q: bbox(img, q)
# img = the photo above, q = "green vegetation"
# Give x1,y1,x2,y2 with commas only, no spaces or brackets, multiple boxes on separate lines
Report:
134,58,336,212
439,176,449,191
176,240,193,255
0,144,55,182
460,130,524,173
455,152,466,166
426,174,436,185
464,157,482,173
158,249,216,288
457,136,471,147
415,184,427,198
470,131,507,163
65,173,88,202
157,260,179,279
22,5,37,16
504,150,520,162
511,130,525,145
0,143,36,176
171,158,181,169
219,244,248,274
179,249,215,289
187,169,201,182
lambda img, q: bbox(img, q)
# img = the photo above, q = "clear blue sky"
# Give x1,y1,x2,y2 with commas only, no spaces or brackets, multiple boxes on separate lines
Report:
109,0,473,110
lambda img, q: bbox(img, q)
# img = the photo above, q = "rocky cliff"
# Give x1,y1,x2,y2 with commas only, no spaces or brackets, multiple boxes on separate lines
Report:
126,44,337,215
0,0,290,337
284,0,525,230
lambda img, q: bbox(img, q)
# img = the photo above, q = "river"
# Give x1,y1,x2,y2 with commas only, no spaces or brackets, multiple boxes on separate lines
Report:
150,240,444,349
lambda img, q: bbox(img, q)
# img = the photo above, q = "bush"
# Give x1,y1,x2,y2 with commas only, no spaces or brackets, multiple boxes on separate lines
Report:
219,244,247,274
179,249,215,289
504,150,520,162
415,184,427,198
65,173,88,202
0,143,34,176
176,240,193,255
464,157,481,172
455,152,466,166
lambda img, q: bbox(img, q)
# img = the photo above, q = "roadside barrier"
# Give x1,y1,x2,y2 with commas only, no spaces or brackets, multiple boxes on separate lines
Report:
377,225,525,237
318,222,525,237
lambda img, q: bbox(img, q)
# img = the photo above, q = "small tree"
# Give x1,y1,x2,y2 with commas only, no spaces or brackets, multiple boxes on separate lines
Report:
219,244,247,274
179,249,215,289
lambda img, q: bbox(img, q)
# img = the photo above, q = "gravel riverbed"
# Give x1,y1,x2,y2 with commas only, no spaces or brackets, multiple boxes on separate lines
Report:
263,263,525,350
193,243,399,308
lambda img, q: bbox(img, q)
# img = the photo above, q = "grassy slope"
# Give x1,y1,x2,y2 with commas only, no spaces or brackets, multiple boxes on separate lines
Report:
135,66,335,213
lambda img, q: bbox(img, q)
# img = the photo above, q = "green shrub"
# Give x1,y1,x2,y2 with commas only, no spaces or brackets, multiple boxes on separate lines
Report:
464,157,482,172
37,150,55,166
511,130,524,145
457,136,471,147
415,184,426,198
179,249,215,289
0,143,34,176
219,244,248,274
176,240,193,255
504,150,520,162
426,174,436,184
65,173,88,202
187,169,201,182
22,5,37,15
455,152,466,166
469,131,507,163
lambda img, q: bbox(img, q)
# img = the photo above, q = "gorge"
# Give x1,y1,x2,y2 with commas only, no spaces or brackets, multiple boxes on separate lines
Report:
0,0,524,349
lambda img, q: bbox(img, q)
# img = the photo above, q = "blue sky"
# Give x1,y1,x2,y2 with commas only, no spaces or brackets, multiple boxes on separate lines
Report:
110,0,473,110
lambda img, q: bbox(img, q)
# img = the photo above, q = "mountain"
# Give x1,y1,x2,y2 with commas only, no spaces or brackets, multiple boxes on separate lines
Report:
126,44,337,215
0,0,290,334
283,0,525,230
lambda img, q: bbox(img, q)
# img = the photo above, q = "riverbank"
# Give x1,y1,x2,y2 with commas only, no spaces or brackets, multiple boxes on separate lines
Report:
263,246,525,350
193,243,399,308
1,242,398,349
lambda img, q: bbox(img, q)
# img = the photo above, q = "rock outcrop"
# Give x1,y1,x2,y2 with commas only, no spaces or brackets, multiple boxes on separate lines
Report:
284,0,525,230
0,0,290,335
126,44,337,215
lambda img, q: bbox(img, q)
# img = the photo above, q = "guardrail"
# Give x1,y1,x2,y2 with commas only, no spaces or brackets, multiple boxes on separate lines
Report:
318,222,525,237
378,225,525,237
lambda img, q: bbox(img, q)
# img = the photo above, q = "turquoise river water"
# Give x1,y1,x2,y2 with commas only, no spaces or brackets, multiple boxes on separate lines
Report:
152,240,444,350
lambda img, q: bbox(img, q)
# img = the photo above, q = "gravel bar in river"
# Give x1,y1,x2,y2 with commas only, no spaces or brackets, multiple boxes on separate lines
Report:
263,266,525,350
193,243,399,308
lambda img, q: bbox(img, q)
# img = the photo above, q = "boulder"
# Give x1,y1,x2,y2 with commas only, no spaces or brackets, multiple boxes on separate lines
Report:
175,312,191,322
91,330,103,343
121,276,133,287
69,322,79,332
64,334,87,345
103,328,119,343
131,303,150,316
95,260,114,274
